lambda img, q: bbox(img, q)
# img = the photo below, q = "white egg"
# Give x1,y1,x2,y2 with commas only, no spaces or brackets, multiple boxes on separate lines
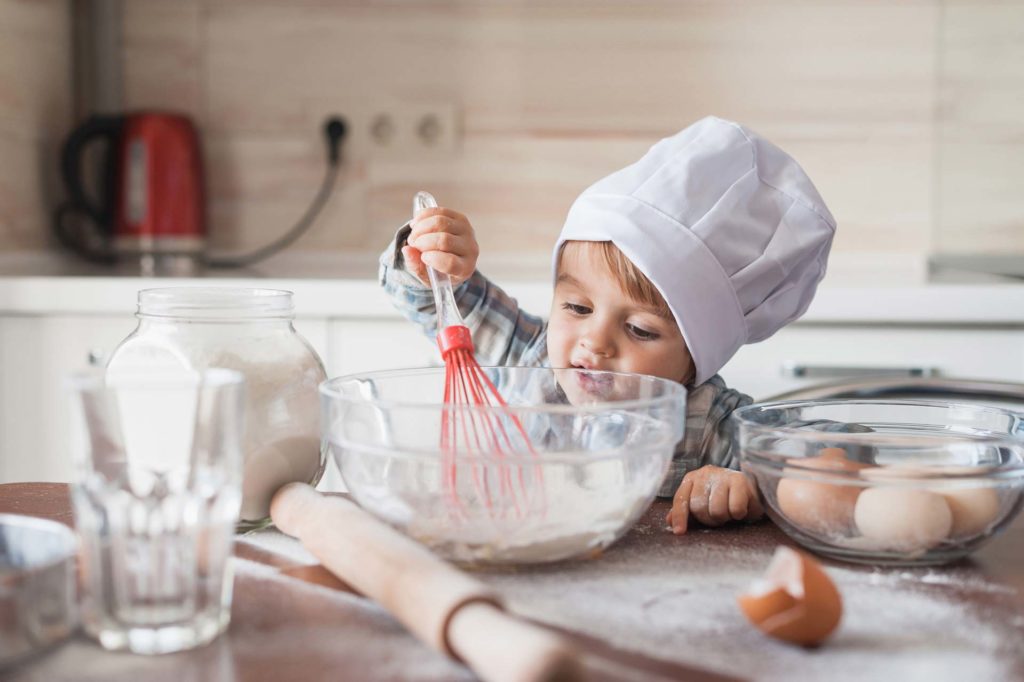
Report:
860,466,1002,540
854,487,952,553
943,487,1001,538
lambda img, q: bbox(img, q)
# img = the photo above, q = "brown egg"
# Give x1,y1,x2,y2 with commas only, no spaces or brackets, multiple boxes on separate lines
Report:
776,448,869,536
737,546,843,647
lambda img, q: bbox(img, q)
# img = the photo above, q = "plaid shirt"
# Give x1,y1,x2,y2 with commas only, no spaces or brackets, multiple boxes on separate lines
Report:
379,229,753,497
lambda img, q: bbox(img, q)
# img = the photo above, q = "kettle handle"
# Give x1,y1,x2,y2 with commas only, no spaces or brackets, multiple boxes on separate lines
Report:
59,114,124,232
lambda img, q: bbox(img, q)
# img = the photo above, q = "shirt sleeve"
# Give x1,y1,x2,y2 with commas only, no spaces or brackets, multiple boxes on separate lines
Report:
657,374,754,497
378,226,548,367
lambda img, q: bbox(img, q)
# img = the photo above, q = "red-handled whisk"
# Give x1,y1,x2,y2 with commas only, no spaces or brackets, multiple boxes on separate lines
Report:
413,191,542,518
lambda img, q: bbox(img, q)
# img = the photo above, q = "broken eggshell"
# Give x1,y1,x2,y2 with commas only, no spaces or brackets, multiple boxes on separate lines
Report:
737,546,843,647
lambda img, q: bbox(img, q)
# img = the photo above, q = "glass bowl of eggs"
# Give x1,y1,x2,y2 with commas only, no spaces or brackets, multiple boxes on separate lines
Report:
320,366,687,565
734,400,1024,566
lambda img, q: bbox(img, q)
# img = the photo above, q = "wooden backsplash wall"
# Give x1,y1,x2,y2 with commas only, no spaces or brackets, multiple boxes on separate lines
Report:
2,0,1022,262
0,0,72,252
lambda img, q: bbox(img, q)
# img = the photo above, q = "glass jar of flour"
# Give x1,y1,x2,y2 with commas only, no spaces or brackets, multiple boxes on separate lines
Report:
106,287,327,530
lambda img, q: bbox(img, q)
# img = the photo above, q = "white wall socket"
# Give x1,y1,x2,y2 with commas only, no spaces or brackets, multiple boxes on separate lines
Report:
333,100,460,160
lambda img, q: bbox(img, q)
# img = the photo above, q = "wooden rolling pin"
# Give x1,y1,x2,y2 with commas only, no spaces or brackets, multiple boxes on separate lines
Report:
270,483,584,682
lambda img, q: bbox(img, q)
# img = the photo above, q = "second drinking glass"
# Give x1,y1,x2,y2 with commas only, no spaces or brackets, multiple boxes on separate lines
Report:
68,368,245,654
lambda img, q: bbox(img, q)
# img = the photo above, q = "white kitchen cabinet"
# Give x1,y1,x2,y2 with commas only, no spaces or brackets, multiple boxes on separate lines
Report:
326,318,440,376
719,325,1024,400
0,314,329,484
0,315,137,483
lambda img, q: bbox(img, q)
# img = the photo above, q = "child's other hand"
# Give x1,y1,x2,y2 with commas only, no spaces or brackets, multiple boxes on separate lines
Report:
402,207,479,288
665,465,764,535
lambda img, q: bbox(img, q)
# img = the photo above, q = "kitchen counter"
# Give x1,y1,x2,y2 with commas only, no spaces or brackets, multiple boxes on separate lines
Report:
3,482,1022,681
2,250,1024,324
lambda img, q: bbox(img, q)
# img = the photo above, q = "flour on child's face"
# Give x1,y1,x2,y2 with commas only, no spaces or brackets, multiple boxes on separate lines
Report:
547,242,692,386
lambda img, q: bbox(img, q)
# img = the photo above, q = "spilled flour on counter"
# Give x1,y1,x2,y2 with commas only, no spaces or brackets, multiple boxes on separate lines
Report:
880,569,1017,593
477,528,1023,682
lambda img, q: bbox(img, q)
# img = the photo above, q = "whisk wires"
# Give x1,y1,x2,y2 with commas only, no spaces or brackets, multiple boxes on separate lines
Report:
414,189,544,521
437,328,544,520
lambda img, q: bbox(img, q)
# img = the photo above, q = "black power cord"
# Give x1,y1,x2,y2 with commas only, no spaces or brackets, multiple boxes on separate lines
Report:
53,201,119,265
204,116,348,269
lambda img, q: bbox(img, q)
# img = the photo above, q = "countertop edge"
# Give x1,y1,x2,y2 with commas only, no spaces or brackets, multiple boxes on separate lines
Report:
2,276,1024,324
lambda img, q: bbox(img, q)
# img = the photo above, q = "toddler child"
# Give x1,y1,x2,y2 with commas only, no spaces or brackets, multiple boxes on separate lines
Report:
379,116,836,535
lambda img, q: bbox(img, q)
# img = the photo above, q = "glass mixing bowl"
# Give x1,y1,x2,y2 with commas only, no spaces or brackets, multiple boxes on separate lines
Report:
320,367,687,565
734,400,1024,566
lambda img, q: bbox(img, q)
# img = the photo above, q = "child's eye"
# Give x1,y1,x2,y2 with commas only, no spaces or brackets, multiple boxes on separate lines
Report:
561,302,591,316
627,323,659,341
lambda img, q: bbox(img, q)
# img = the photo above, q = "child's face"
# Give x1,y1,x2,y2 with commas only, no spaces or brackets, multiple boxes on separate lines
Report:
547,243,694,390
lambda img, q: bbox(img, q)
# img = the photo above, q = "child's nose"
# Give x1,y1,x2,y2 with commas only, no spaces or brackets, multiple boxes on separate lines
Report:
580,322,614,356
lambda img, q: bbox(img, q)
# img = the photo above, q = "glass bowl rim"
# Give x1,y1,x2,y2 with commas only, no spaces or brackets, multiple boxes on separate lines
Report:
734,397,1024,479
741,457,1024,483
327,436,680,465
319,366,688,415
0,513,80,576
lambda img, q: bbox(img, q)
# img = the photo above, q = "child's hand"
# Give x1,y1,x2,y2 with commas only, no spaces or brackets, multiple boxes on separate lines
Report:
665,465,764,535
402,207,479,288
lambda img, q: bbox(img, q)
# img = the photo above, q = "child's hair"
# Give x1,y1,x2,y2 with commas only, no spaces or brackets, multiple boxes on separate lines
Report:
559,240,672,319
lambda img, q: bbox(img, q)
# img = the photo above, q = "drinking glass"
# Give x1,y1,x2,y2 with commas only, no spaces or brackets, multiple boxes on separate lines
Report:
67,368,245,654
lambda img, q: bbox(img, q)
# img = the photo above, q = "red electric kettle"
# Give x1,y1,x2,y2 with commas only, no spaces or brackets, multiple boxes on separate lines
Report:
55,112,347,269
54,112,206,264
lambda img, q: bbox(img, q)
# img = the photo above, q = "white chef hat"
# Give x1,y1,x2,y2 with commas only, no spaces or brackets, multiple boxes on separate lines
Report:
553,116,836,385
